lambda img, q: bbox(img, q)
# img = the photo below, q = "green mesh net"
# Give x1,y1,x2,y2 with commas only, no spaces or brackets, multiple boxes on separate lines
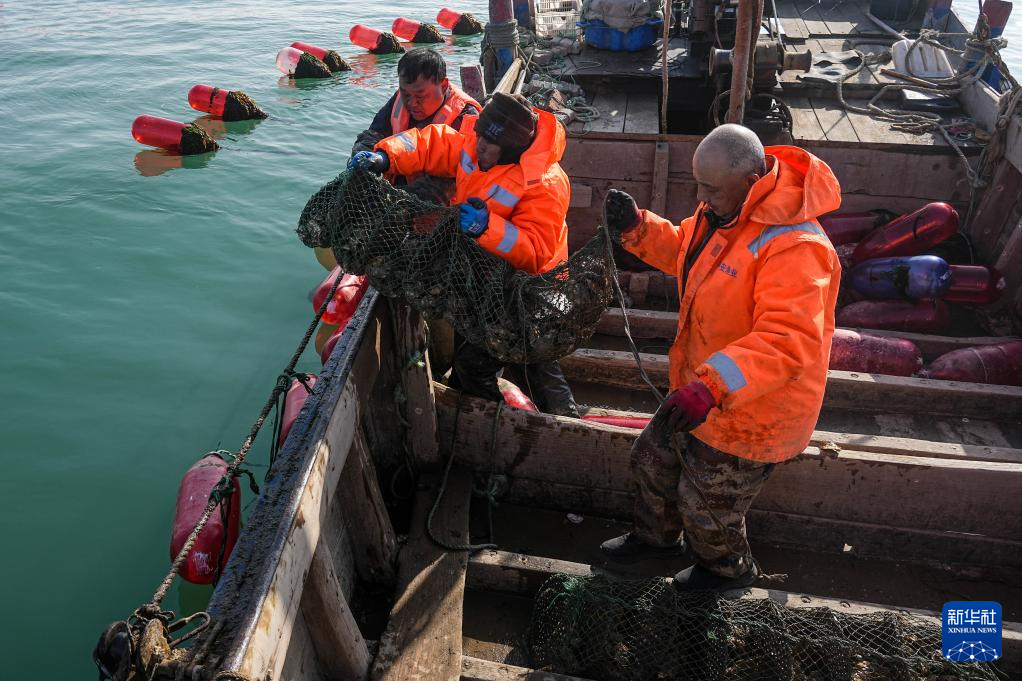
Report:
296,169,614,364
529,574,1005,681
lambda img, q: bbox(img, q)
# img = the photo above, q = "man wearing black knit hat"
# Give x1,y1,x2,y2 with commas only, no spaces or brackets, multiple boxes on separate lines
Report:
350,91,579,416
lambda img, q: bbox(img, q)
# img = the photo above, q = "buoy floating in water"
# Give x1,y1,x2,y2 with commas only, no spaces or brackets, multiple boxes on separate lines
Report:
349,24,405,54
276,46,332,79
436,7,485,34
279,374,318,447
131,115,218,155
187,84,267,121
290,41,351,72
851,202,959,264
170,452,240,585
392,17,445,43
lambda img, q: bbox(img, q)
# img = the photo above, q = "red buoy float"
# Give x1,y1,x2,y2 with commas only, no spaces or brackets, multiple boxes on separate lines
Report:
582,414,651,429
320,330,343,365
829,329,922,376
498,378,538,411
819,210,894,246
349,24,405,54
279,375,318,447
851,202,959,264
437,7,483,34
922,341,1022,386
290,41,351,72
132,115,218,155
188,84,268,121
437,7,463,28
312,268,370,325
392,17,445,43
943,265,1006,305
837,299,951,333
170,453,240,585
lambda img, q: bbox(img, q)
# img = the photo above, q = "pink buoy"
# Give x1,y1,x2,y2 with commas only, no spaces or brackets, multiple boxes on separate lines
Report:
279,375,318,446
437,7,463,28
320,330,345,365
851,202,960,264
291,41,329,60
819,210,894,246
275,46,304,75
312,268,369,324
187,84,229,117
922,341,1022,386
828,329,923,376
943,265,1005,305
170,453,240,585
392,17,424,41
131,115,187,151
349,24,383,50
498,378,538,411
837,299,951,334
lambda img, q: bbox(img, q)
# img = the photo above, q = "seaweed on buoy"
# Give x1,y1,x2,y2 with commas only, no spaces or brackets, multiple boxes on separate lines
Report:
179,124,219,155
412,23,445,43
453,12,484,35
371,32,405,54
321,50,351,72
223,91,268,121
294,52,332,79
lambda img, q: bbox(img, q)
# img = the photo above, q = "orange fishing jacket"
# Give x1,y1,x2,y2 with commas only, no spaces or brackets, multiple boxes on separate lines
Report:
375,109,570,274
622,146,842,462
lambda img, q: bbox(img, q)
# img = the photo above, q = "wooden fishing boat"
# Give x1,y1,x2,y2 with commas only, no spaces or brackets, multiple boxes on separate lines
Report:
100,0,1022,679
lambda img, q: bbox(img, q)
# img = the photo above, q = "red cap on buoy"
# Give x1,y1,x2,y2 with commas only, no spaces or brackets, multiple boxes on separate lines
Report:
349,24,383,51
290,41,329,60
437,7,463,29
276,46,304,75
131,115,187,151
188,84,229,117
392,17,423,41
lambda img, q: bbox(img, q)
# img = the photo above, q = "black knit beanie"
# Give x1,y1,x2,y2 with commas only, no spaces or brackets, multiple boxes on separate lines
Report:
475,92,538,152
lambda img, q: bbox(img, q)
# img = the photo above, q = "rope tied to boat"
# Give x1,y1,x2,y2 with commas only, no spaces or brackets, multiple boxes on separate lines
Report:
95,269,347,681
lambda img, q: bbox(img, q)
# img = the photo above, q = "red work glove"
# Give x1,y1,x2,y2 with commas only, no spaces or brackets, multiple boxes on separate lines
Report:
659,380,717,433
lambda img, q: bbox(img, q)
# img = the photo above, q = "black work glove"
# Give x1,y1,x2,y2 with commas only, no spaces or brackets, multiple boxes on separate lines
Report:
605,189,641,239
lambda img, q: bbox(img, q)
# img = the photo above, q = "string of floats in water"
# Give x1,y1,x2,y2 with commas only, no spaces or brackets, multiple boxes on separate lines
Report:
130,8,483,156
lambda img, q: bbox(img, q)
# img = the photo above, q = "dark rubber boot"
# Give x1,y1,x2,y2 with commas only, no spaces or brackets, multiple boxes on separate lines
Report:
671,563,759,591
599,532,686,563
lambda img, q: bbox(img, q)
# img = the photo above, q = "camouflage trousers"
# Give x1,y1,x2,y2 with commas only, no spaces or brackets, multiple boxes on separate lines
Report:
630,423,775,577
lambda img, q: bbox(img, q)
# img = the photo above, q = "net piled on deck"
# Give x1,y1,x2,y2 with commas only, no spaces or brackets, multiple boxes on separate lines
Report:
529,574,1004,681
296,169,614,364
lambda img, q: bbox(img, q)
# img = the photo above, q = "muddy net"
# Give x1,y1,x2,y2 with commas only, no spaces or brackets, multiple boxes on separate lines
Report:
296,169,614,364
529,574,1005,681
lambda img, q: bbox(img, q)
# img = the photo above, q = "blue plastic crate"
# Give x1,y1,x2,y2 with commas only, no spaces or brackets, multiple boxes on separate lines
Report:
577,17,663,52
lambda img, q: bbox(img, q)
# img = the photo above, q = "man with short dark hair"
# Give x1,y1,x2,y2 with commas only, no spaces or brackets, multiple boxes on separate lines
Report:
351,48,481,204
598,124,842,590
349,93,579,417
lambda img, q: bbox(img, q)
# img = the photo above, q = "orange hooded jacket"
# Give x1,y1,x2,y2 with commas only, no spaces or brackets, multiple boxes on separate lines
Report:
374,109,570,274
622,146,842,462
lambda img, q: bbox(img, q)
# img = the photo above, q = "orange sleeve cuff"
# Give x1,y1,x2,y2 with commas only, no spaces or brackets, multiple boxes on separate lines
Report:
695,371,726,407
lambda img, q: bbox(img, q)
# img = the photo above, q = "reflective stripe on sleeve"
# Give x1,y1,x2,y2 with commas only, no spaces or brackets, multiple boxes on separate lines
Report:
747,221,824,257
487,184,521,209
395,132,416,152
496,219,520,254
706,351,748,392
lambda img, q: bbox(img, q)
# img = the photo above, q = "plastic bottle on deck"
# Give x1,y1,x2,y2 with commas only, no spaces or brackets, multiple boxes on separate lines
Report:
849,255,952,299
350,24,383,50
922,341,1022,386
187,84,229,117
836,299,951,333
437,8,464,29
131,115,187,151
851,202,959,264
943,265,1005,305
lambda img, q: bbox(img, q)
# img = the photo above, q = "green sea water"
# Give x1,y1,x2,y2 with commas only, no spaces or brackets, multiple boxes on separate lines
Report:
0,0,485,676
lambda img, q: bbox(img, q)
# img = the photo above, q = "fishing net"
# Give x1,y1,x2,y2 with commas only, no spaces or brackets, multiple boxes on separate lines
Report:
296,169,614,364
453,12,485,35
294,52,332,79
179,124,218,155
222,91,268,121
320,50,352,73
372,32,405,55
413,23,446,43
529,574,1005,681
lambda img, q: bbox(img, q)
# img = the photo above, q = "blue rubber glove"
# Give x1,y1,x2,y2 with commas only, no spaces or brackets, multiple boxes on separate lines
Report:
347,150,389,174
459,197,489,237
